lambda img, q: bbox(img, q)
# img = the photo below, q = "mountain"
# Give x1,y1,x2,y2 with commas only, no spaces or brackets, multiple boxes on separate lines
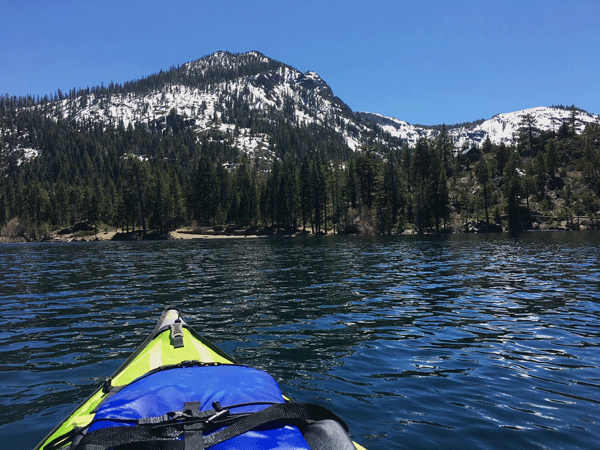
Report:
23,51,378,161
4,51,598,166
363,106,599,149
1,50,599,241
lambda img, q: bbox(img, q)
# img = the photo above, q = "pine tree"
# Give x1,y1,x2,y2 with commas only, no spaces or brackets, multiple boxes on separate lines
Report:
517,113,539,156
534,150,547,198
355,147,379,211
435,124,454,174
329,160,344,234
411,138,432,232
546,139,559,179
571,105,578,136
264,159,281,228
299,156,312,231
346,156,358,209
504,149,522,232
380,152,398,233
495,142,510,177
234,157,257,227
189,154,215,226
311,156,326,234
279,153,299,230
124,155,151,234
429,144,448,232
149,171,171,233
474,156,490,228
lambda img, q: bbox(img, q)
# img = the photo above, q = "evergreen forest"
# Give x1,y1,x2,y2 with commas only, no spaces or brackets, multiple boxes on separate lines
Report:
1,92,599,242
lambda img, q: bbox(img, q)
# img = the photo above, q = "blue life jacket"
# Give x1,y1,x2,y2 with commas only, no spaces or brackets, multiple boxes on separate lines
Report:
88,365,311,449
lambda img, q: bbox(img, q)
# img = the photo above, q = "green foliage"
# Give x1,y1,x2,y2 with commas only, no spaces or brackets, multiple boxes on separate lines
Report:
1,83,599,236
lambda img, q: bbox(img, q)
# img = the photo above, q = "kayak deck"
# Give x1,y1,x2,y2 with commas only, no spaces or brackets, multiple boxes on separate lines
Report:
35,308,366,450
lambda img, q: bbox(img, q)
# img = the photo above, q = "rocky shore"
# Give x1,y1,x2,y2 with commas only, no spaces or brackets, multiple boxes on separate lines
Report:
1,219,596,244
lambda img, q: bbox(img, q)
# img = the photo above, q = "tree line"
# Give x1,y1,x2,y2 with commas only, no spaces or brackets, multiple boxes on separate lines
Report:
1,94,599,240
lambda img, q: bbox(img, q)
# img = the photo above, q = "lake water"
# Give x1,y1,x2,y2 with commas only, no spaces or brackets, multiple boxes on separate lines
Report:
1,232,599,449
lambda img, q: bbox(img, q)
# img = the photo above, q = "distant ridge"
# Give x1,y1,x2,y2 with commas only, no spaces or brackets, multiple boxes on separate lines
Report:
362,106,599,149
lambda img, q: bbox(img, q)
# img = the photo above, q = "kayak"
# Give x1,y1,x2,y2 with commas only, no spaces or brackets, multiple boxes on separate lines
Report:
35,308,366,450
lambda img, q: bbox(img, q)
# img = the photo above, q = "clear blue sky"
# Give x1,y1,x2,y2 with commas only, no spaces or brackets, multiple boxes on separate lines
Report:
2,0,599,125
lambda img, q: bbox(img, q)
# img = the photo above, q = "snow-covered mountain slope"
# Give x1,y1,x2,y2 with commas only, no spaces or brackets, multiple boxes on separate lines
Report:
467,107,598,145
41,51,370,154
360,112,431,146
9,51,600,161
364,106,600,149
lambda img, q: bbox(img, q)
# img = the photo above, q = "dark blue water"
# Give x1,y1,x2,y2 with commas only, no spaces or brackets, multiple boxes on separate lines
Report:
1,232,599,449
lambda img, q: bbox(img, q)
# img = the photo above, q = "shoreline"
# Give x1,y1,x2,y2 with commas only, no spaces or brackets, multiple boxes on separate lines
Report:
0,227,338,243
1,222,596,244
171,227,340,240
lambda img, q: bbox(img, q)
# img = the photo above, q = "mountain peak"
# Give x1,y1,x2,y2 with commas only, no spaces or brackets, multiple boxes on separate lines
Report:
184,50,277,73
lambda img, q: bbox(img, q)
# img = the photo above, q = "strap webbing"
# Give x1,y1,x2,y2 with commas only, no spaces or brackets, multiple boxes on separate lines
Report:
74,402,349,450
202,402,349,448
75,426,182,450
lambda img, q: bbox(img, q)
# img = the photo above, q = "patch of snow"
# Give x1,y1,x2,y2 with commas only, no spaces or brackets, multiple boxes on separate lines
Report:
123,152,149,162
17,147,41,165
344,135,362,151
234,129,271,155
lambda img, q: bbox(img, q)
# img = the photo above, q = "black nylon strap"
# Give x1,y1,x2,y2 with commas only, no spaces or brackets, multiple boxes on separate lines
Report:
74,426,183,450
74,402,349,450
202,402,349,448
184,422,204,450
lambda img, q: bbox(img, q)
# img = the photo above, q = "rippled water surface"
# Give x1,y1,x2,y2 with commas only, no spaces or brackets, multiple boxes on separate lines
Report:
1,232,599,449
